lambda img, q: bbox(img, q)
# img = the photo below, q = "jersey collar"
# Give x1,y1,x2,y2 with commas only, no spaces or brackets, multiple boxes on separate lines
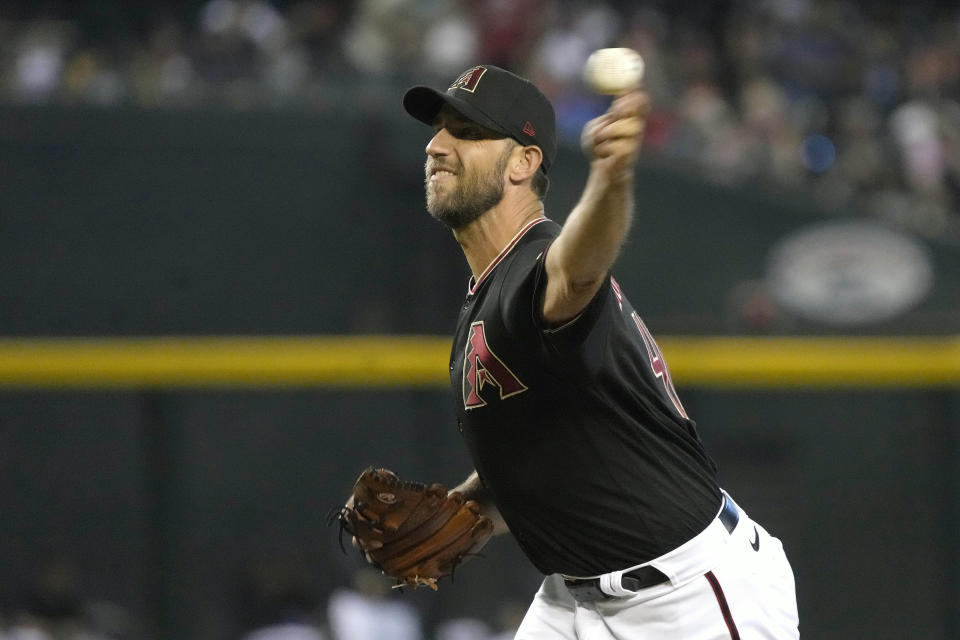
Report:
467,217,549,295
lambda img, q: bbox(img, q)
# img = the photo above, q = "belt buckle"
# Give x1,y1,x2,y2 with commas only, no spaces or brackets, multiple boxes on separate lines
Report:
563,578,610,603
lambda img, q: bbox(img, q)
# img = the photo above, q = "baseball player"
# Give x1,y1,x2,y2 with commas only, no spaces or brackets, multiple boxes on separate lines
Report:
400,64,800,639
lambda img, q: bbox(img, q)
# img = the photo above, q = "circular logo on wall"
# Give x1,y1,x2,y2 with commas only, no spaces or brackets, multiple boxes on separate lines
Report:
766,220,933,325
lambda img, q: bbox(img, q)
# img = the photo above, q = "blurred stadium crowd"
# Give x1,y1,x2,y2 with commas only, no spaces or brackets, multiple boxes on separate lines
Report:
3,0,960,243
0,559,522,640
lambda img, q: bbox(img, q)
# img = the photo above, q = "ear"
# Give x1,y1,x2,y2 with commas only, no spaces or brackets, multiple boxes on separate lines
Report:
507,144,543,186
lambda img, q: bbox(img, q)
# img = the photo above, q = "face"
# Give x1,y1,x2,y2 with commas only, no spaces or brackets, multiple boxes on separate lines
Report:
424,106,515,229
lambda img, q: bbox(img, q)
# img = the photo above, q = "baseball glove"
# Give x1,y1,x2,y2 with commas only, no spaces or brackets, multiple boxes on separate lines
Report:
334,467,494,590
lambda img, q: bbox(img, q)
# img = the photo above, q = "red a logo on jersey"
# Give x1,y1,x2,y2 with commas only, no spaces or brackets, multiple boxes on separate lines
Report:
463,321,527,409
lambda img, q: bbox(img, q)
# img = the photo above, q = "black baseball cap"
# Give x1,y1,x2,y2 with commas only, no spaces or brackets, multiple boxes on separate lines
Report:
403,65,558,173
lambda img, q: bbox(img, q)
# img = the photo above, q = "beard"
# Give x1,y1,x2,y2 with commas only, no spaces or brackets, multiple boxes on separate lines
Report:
425,148,510,230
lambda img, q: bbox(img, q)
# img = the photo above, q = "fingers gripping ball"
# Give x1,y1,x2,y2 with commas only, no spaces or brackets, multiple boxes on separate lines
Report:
583,47,645,95
337,467,494,590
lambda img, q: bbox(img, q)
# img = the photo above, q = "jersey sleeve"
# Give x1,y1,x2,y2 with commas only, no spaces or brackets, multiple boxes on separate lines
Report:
498,240,614,378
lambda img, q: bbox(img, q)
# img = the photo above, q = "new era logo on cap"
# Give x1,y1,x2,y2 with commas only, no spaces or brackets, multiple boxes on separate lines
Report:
403,64,558,173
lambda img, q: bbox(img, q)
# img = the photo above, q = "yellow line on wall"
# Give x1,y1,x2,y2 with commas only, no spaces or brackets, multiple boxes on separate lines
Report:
0,335,957,389
0,336,450,388
659,336,960,388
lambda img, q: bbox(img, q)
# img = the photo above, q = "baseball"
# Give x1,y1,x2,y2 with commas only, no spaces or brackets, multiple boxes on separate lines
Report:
583,48,645,95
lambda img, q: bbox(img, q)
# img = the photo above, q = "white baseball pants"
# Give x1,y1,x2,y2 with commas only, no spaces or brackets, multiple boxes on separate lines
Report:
514,496,799,639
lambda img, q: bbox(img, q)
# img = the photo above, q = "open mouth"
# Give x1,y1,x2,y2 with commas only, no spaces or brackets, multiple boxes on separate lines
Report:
427,164,457,181
430,170,456,181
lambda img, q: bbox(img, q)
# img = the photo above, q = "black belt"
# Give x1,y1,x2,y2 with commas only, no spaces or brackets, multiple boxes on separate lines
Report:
563,494,739,602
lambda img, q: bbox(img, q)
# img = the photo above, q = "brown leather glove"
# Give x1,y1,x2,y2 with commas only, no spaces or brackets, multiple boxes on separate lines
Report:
335,467,494,590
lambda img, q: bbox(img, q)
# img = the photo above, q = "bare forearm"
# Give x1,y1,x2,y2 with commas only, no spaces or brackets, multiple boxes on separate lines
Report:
542,91,648,324
556,168,634,287
453,471,510,536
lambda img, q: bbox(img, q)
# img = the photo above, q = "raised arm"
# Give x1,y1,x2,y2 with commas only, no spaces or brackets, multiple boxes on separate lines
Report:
452,470,510,536
541,90,650,325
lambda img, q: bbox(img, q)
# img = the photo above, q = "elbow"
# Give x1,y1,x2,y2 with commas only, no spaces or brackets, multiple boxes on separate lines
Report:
567,274,605,295
542,273,605,325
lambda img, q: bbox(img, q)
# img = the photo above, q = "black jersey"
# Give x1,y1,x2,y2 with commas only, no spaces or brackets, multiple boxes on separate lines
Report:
449,218,721,577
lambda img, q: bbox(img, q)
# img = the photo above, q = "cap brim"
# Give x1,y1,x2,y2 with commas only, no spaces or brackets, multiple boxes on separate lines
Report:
403,86,510,138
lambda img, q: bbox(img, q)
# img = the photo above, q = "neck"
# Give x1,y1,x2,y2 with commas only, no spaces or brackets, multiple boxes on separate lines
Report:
452,192,545,282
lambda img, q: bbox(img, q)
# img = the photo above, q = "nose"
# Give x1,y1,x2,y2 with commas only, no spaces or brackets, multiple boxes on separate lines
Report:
426,127,452,158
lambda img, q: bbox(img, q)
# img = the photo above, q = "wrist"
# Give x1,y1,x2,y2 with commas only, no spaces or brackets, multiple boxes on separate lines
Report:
588,161,635,189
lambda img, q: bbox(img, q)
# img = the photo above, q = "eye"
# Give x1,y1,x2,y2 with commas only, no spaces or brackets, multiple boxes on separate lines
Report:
430,121,488,140
459,127,484,139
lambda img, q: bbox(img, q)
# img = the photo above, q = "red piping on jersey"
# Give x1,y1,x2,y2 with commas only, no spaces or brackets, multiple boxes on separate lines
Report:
467,217,549,295
705,571,741,639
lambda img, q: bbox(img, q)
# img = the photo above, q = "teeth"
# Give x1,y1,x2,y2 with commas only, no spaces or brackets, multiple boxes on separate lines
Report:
431,170,455,181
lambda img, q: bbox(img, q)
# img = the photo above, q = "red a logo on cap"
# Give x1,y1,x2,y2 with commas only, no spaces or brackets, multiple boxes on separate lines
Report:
522,121,536,136
450,66,487,93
